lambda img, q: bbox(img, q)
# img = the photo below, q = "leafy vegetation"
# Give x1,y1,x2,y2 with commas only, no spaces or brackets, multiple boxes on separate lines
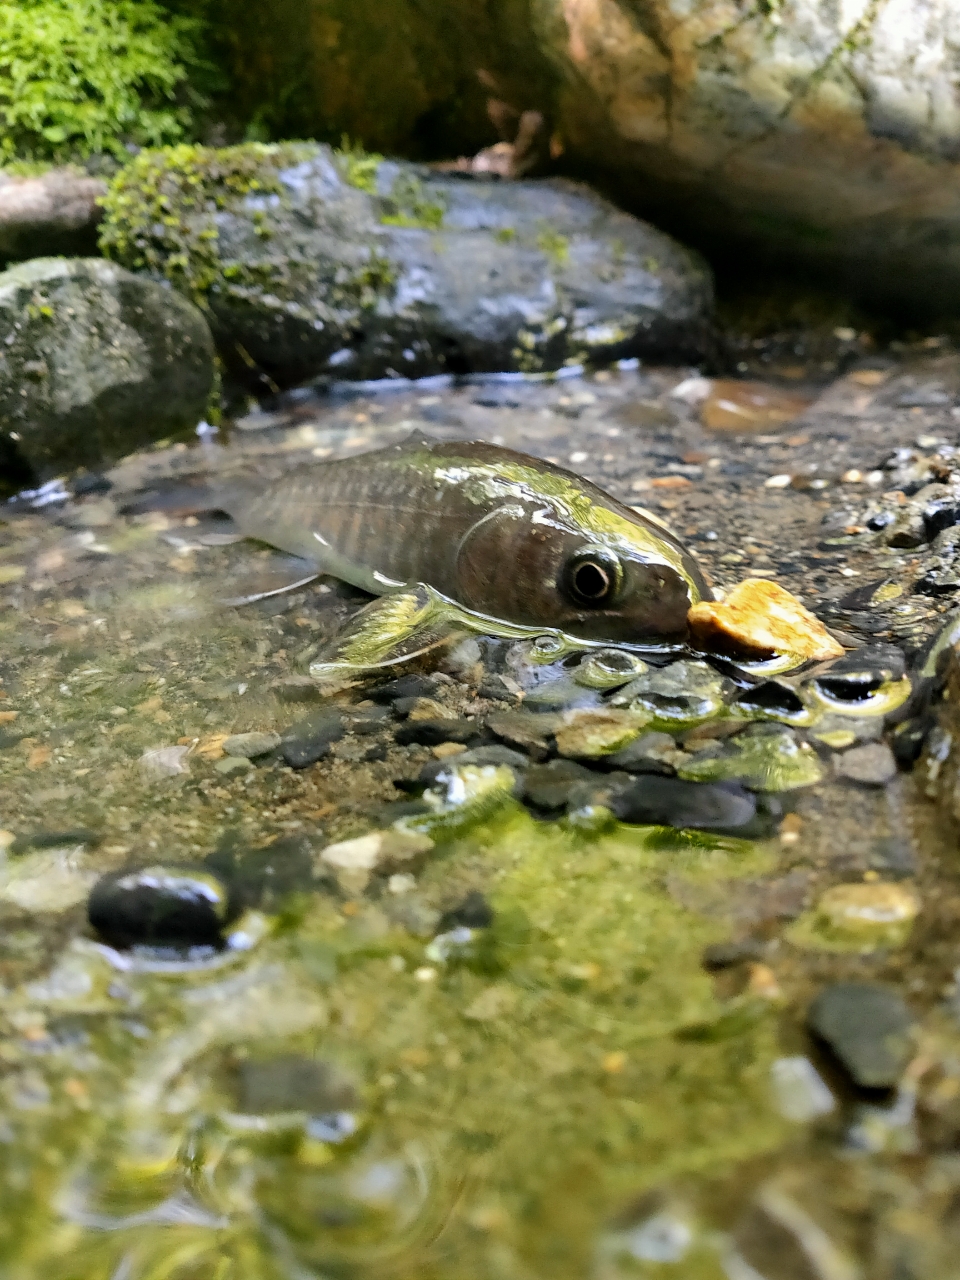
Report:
0,0,205,162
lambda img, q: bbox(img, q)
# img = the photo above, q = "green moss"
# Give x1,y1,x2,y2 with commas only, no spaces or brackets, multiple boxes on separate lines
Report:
379,171,445,230
97,142,307,305
336,134,383,193
0,0,205,163
494,227,516,243
537,225,570,265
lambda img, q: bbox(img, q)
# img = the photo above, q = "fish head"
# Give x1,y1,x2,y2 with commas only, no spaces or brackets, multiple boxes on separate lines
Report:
456,499,709,645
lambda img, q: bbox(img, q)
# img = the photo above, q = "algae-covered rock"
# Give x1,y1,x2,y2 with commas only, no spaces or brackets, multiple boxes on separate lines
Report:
0,257,214,483
97,142,713,389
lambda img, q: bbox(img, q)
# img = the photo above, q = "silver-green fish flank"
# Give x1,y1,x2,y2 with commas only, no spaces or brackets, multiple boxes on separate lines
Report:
228,434,709,645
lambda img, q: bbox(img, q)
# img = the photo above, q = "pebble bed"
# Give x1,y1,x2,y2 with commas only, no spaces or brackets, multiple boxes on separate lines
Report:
2,347,960,1277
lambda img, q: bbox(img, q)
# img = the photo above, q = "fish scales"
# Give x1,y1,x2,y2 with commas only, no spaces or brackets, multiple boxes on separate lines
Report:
229,436,709,644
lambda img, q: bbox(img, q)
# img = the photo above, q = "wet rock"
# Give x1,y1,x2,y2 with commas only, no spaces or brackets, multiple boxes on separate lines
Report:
0,167,105,264
438,890,495,932
610,659,731,725
417,743,529,788
370,674,438,704
688,580,844,662
88,866,234,950
520,758,600,813
477,674,522,703
554,707,648,758
0,258,215,484
342,704,392,734
808,982,915,1089
279,710,344,768
221,730,281,759
9,828,98,855
393,695,449,719
100,144,713,387
206,833,317,910
812,644,906,703
834,742,897,786
317,827,434,894
680,724,823,791
732,680,807,720
523,675,601,712
487,709,559,760
884,510,926,549
603,730,681,774
815,882,919,935
607,775,757,831
571,649,648,689
271,675,324,703
394,717,484,747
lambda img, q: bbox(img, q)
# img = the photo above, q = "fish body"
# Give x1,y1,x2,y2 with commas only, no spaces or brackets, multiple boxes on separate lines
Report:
230,436,708,644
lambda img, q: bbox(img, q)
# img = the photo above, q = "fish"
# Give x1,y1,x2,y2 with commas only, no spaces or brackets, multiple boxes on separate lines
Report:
227,434,709,646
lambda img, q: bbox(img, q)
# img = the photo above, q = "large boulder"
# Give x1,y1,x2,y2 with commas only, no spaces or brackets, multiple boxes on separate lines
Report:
98,143,712,389
192,0,960,316
0,169,106,266
0,258,215,484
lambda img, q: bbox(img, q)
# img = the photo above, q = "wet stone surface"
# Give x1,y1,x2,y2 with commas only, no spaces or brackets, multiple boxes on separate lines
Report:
3,350,960,1276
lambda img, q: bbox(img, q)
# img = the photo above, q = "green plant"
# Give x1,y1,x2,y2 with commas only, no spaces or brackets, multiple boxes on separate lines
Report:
0,0,205,163
380,172,445,230
337,134,383,193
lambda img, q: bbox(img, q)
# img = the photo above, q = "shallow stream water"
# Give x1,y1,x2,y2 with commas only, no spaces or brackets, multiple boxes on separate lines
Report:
3,352,960,1278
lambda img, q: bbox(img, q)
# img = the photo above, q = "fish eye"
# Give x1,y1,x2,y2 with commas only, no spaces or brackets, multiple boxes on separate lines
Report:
562,550,622,607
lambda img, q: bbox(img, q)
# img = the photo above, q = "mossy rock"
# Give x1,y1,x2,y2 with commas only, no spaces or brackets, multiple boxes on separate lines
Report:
0,257,214,483
98,141,713,391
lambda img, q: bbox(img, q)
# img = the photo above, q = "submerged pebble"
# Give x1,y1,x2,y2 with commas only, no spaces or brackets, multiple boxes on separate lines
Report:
609,660,731,725
280,710,344,769
680,724,823,791
834,742,898,785
607,775,757,831
807,982,915,1089
221,730,281,758
87,866,234,950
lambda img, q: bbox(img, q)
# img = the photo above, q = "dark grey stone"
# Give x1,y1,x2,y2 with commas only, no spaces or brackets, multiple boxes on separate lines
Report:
232,1055,357,1114
607,775,757,830
394,717,483,747
280,709,344,768
808,982,914,1088
108,145,713,389
521,758,599,813
369,673,438,704
0,258,214,483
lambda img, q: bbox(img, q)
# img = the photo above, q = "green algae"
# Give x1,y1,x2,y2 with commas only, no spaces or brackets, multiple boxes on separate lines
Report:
0,807,788,1279
679,725,824,791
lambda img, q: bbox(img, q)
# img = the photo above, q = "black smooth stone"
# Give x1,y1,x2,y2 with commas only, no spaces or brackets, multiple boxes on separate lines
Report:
813,644,905,703
88,866,233,949
732,681,805,718
71,472,113,497
394,718,485,747
438,890,495,931
280,710,344,768
369,674,438,704
478,675,520,703
808,982,914,1089
607,775,757,831
923,499,960,540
